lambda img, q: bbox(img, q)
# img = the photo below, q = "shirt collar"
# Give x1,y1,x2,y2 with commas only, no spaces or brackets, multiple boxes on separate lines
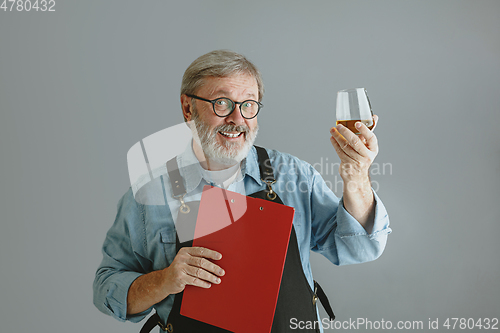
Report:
177,144,263,194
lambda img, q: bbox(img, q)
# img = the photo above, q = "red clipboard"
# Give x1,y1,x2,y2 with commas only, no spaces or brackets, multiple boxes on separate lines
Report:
180,185,295,333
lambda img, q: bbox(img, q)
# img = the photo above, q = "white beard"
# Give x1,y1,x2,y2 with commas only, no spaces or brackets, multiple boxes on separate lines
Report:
190,110,259,166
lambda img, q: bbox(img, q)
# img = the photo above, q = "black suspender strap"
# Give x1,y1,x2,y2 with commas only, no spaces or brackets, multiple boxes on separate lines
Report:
166,157,186,198
254,146,275,183
315,281,335,321
166,157,191,214
254,146,278,201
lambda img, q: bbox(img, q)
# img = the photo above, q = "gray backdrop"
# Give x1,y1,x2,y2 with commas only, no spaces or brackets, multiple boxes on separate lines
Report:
1,1,499,332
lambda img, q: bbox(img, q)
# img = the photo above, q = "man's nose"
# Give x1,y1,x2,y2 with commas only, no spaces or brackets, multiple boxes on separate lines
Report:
225,104,246,125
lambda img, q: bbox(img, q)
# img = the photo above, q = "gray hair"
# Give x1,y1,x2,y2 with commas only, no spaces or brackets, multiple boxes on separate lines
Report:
181,50,264,103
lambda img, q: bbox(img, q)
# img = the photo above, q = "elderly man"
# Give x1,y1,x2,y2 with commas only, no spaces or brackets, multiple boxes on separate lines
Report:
93,50,391,333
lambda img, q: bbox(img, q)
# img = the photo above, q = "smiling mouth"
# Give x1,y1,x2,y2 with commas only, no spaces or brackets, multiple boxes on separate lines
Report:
219,131,244,138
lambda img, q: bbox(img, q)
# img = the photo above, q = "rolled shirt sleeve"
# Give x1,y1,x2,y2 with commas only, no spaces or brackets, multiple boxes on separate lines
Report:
309,168,392,266
93,189,153,323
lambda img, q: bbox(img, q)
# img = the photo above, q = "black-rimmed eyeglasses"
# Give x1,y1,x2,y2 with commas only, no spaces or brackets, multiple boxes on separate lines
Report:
186,94,262,119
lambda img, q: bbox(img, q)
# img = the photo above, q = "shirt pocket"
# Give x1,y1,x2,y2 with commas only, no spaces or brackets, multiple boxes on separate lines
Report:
159,228,177,266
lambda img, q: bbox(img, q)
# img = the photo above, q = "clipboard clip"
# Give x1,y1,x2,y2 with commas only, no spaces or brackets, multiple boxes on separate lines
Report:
262,179,277,201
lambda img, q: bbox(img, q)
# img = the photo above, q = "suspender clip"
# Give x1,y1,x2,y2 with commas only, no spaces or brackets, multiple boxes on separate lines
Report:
262,179,277,200
174,193,191,214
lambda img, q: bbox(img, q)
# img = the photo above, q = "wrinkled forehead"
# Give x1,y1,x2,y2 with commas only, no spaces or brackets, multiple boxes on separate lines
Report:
197,73,259,100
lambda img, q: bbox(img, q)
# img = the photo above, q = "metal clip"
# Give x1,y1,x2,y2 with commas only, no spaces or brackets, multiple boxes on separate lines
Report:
158,320,172,332
263,179,277,200
175,193,190,214
313,282,318,306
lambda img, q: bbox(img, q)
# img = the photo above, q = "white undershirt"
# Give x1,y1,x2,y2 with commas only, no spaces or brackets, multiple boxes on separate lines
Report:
200,163,241,189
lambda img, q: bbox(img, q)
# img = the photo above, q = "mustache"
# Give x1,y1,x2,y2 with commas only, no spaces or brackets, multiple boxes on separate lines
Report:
214,124,250,134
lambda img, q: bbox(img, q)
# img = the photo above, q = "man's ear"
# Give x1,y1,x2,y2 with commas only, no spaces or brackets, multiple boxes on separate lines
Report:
180,94,193,122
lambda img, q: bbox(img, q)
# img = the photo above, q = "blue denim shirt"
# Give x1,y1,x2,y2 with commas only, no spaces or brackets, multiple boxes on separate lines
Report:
93,145,391,328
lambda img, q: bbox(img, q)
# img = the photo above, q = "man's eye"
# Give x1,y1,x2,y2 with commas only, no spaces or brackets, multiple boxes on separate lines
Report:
216,99,228,106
